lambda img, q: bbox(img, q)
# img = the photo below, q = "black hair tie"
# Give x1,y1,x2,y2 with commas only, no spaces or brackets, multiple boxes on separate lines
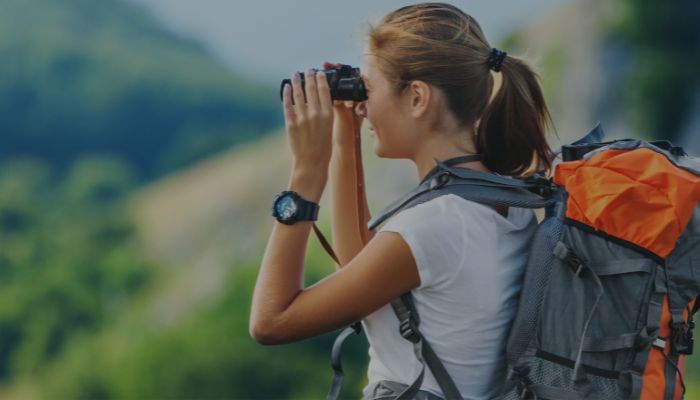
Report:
487,48,507,72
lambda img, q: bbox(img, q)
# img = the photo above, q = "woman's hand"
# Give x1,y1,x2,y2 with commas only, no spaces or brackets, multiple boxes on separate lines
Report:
323,62,365,149
282,69,334,201
332,100,364,149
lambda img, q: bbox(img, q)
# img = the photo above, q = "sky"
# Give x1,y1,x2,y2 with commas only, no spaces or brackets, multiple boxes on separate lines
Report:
127,0,574,86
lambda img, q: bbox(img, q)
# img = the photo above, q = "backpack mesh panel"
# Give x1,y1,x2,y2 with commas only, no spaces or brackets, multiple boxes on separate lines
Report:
506,214,564,364
528,356,623,399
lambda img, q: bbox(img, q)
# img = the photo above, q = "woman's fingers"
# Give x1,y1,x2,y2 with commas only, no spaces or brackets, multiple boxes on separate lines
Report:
291,72,306,118
304,68,320,113
287,68,334,126
282,83,296,128
316,70,332,114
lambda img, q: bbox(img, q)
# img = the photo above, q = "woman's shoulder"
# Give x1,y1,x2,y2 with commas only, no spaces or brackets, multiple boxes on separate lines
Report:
444,194,536,230
377,193,536,289
380,193,535,233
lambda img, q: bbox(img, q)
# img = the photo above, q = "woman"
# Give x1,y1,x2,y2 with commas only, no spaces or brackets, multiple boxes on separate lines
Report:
250,3,554,399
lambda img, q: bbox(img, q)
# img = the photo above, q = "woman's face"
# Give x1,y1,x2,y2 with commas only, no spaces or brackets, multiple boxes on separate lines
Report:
357,53,416,158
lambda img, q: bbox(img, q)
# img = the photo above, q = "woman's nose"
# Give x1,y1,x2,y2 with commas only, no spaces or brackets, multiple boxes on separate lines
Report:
354,101,367,117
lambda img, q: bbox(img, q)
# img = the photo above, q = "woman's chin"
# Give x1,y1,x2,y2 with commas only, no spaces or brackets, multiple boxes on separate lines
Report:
372,138,385,157
373,145,382,157
371,133,399,158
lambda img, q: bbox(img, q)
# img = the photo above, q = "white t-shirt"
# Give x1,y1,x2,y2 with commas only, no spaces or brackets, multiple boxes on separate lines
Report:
362,194,537,399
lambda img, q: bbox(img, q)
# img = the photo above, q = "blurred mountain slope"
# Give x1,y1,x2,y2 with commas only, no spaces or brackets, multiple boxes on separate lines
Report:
0,0,279,178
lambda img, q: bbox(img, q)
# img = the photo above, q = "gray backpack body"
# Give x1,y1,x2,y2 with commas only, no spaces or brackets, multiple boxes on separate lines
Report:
501,133,700,400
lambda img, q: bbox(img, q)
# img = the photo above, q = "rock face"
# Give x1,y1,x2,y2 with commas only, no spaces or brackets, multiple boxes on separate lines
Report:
502,0,638,147
511,0,700,155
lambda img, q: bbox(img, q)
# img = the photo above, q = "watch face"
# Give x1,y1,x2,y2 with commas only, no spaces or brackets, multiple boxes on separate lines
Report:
275,194,298,220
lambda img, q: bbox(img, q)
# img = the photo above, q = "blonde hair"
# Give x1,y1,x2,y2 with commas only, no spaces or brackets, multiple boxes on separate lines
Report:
368,2,554,177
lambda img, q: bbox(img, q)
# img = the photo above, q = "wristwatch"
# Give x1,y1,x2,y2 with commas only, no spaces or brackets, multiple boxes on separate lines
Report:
271,191,319,225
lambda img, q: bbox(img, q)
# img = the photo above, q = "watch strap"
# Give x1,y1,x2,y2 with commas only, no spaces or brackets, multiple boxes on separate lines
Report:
296,199,319,221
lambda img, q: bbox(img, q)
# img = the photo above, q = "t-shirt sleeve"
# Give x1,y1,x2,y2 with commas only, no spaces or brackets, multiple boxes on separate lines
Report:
378,199,464,289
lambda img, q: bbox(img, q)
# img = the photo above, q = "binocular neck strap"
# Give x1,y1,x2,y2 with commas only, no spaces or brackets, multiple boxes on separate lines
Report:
420,154,484,185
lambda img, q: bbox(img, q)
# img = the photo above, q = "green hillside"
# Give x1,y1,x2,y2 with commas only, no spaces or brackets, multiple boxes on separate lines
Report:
0,133,376,398
0,0,279,178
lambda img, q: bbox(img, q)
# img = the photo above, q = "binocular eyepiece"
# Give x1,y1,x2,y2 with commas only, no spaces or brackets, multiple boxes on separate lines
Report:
279,64,367,102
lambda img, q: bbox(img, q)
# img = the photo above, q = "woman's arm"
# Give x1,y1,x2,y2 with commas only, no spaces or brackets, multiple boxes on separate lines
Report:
329,102,374,267
250,218,419,344
250,68,418,345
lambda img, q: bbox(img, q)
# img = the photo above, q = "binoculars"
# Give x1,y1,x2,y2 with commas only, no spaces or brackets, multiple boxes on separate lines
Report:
279,64,367,102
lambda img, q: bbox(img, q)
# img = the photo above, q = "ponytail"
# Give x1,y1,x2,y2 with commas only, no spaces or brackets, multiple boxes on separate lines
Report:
476,55,555,177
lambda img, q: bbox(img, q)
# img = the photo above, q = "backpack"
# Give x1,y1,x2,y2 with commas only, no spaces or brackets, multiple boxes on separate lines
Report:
501,125,700,400
323,124,700,400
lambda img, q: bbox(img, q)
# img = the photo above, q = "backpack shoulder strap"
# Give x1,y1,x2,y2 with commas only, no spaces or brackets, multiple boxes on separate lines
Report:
390,293,463,400
368,158,553,231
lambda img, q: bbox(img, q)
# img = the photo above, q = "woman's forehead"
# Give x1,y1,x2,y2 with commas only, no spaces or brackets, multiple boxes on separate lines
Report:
360,54,377,81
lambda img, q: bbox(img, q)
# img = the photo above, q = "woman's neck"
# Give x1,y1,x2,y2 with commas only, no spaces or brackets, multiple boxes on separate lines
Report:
411,132,489,182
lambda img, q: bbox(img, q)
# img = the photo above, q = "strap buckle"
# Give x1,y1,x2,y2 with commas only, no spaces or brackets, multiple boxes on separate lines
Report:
553,241,587,277
511,371,532,400
399,318,421,343
566,253,587,278
524,173,553,197
429,171,450,190
652,337,667,350
670,321,695,355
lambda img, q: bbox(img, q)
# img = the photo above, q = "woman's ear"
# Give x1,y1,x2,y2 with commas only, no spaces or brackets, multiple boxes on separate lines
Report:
407,80,432,119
